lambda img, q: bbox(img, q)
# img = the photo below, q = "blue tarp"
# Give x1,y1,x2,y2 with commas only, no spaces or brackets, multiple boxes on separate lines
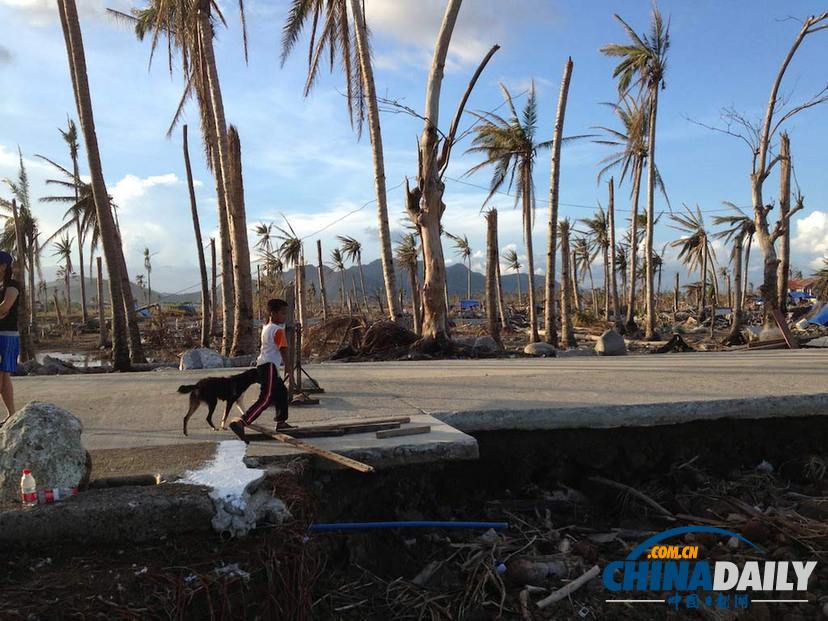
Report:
459,299,481,310
810,304,828,327
789,291,813,300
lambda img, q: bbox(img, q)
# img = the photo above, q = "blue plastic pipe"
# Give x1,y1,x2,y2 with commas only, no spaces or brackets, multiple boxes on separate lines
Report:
309,521,508,532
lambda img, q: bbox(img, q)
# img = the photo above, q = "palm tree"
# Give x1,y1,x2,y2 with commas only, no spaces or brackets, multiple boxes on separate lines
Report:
276,222,305,326
593,96,653,332
1,149,40,335
113,0,252,356
329,248,346,311
466,83,553,342
58,0,141,369
395,234,422,334
813,258,828,301
602,7,670,340
670,205,716,320
446,232,473,299
53,235,74,317
573,236,598,315
280,0,400,322
338,235,369,311
558,219,576,348
502,248,522,306
143,247,153,304
581,207,611,319
714,204,755,343
254,222,275,261
615,242,629,308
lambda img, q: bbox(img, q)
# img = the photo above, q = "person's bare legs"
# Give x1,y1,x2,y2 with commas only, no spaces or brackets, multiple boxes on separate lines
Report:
0,372,13,424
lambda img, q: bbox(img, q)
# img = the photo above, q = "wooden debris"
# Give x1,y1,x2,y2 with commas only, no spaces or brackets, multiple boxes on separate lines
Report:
376,425,431,439
772,308,800,349
588,475,675,520
535,564,600,609
246,422,374,473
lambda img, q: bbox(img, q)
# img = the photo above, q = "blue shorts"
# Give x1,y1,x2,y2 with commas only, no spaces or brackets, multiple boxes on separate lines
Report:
0,333,19,373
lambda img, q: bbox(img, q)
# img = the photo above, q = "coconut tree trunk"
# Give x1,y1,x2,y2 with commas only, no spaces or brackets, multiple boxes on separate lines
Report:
698,248,707,319
113,221,146,362
571,250,582,313
625,160,643,332
743,233,752,303
515,268,522,306
544,57,573,347
27,238,36,336
602,245,610,320
485,208,502,348
226,126,255,355
494,239,508,330
57,0,130,371
70,145,88,325
11,200,33,361
97,256,107,347
317,240,328,322
727,235,744,343
356,257,369,312
522,164,538,343
586,259,597,316
409,267,422,335
673,272,679,322
466,256,472,300
182,124,211,347
608,178,621,323
297,254,307,327
348,0,400,322
210,237,218,336
777,132,791,313
64,267,71,318
405,0,462,344
559,225,575,348
643,86,660,340
339,267,346,311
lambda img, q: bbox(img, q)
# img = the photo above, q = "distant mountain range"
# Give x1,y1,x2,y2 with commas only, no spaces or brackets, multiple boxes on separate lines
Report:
42,258,555,307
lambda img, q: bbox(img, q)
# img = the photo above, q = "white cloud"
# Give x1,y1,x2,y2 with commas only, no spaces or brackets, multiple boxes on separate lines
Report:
0,0,132,26
110,173,180,207
792,210,828,269
364,0,558,70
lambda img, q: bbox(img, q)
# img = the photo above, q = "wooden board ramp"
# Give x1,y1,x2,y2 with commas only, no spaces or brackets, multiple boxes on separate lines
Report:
246,422,374,473
376,425,431,439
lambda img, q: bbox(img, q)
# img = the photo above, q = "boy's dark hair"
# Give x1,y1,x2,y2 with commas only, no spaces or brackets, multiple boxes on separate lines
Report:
267,299,288,314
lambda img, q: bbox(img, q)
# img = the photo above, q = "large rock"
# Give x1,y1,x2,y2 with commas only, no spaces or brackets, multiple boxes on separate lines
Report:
0,402,90,502
474,336,499,353
523,342,556,357
179,348,225,370
595,329,627,356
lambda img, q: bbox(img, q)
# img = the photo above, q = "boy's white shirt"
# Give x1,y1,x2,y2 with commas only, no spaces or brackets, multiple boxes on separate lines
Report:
257,321,286,367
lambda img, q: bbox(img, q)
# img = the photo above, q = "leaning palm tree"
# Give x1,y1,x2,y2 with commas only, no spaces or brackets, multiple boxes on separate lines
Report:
502,248,523,307
280,0,400,322
714,204,755,343
329,248,347,312
395,233,422,334
53,235,74,318
446,232,473,300
602,7,670,340
466,83,552,343
581,207,611,319
338,235,369,312
670,205,716,320
58,0,142,369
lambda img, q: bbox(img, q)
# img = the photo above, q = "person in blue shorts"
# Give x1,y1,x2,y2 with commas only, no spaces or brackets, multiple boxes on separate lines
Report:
0,251,20,426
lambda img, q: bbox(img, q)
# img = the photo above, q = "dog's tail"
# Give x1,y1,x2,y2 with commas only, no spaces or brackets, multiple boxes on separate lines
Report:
177,384,198,394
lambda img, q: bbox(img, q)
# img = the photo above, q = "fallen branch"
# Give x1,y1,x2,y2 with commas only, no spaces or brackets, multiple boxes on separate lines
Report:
588,476,675,520
536,564,600,609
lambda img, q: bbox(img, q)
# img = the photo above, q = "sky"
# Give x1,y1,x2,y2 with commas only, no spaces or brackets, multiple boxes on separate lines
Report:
1,0,827,298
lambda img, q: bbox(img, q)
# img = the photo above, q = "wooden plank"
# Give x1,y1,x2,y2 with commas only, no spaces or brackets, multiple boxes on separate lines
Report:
281,417,411,434
772,308,800,349
249,422,400,440
376,425,431,439
747,337,786,349
246,423,375,473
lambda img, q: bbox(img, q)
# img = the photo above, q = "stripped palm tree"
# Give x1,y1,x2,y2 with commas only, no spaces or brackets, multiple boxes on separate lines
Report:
670,205,717,321
280,0,400,321
714,204,755,343
602,7,670,339
558,219,576,347
395,234,422,334
580,207,611,319
329,248,347,311
338,235,369,311
446,232,473,300
502,248,523,307
52,235,74,318
466,83,553,343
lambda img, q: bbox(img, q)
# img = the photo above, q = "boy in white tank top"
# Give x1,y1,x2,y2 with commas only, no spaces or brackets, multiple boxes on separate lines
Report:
228,299,292,443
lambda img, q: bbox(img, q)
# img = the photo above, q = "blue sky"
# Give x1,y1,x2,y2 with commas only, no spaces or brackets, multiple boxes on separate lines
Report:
1,0,827,296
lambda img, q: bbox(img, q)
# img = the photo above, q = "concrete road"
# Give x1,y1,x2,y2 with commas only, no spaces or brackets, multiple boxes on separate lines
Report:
12,349,828,450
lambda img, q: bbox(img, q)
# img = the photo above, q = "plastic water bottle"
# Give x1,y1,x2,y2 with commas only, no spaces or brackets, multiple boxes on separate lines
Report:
20,469,37,506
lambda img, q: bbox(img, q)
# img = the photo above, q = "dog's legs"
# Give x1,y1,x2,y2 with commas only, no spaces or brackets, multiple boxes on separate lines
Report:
205,398,218,431
220,399,236,431
234,396,247,417
183,394,200,436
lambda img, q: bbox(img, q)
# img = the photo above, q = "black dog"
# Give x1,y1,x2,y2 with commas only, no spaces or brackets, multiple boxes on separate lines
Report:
177,368,259,435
